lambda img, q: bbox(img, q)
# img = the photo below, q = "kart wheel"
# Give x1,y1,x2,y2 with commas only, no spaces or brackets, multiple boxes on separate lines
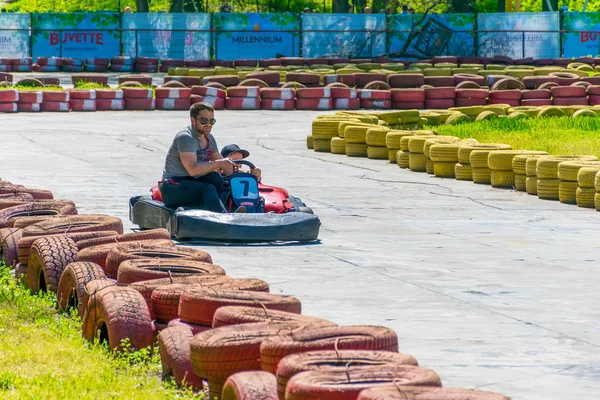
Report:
297,206,314,214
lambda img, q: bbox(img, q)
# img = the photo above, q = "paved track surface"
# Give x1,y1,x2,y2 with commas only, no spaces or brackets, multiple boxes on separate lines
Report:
3,110,599,399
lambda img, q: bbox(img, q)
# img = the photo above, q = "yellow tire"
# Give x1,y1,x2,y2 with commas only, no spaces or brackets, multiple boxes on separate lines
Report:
313,138,331,153
433,162,456,178
537,178,560,200
367,146,389,160
576,187,596,208
514,174,527,191
421,113,441,125
345,142,368,157
537,156,599,179
426,159,434,174
578,166,600,188
388,149,399,163
515,154,548,175
399,135,413,151
378,110,420,124
386,131,413,149
408,136,437,154
397,150,410,168
306,134,313,150
488,150,548,171
508,111,529,119
445,113,470,125
537,107,566,118
448,106,485,117
337,121,373,137
595,193,600,211
344,126,371,144
475,111,498,121
313,119,352,140
572,109,597,119
458,143,512,165
429,143,461,163
365,127,390,147
472,167,492,184
559,180,579,204
455,163,472,181
409,153,428,172
330,137,346,154
526,177,538,195
557,160,600,182
422,137,458,157
491,170,516,188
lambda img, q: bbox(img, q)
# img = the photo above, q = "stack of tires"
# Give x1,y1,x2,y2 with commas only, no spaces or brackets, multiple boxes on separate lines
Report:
260,88,295,111
60,58,84,73
536,156,598,201
96,89,125,111
588,86,600,105
552,86,588,106
135,57,159,73
557,160,600,204
455,87,488,107
68,89,96,112
0,58,12,72
489,150,547,189
34,57,61,72
85,58,110,72
330,86,359,110
225,86,261,110
41,90,70,112
155,87,191,110
12,57,33,72
0,89,18,113
110,56,134,73
576,166,600,208
16,90,43,112
365,127,390,160
160,59,184,73
358,89,391,109
424,87,455,109
391,88,425,109
122,87,154,111
521,88,552,106
296,88,332,110
191,86,226,110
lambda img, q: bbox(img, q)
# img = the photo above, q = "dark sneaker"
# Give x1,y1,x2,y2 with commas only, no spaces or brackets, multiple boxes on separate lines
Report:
234,206,247,213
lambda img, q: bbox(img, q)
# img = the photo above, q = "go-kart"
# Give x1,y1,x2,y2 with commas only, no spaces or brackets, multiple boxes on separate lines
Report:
129,160,321,242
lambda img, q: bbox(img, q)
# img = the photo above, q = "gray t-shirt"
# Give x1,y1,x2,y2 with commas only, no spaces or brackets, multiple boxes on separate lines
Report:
162,125,219,179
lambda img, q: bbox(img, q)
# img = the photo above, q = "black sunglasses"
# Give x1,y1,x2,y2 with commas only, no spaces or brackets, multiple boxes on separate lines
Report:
197,117,217,125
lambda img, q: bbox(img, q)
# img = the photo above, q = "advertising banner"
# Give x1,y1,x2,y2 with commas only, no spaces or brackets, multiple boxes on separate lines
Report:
32,13,120,59
563,12,600,58
122,13,210,60
0,14,29,58
301,14,386,58
388,13,475,59
478,12,560,59
213,13,300,60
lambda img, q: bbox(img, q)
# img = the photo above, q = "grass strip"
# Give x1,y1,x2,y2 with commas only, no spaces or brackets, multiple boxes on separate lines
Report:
0,264,203,400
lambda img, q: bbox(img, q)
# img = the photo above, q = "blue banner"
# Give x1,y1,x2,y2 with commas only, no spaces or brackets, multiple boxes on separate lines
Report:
388,13,475,59
32,13,120,59
301,14,386,58
0,15,29,58
213,13,300,60
563,12,600,58
478,12,560,59
122,13,210,60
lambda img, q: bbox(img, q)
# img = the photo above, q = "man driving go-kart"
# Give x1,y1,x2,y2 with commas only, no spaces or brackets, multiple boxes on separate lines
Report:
159,102,260,213
129,103,321,242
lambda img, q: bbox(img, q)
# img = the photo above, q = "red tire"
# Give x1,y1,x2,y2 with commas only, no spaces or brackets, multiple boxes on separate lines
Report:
117,74,152,85
455,88,488,99
70,99,96,112
77,228,170,249
40,101,70,112
358,89,391,100
521,99,552,106
56,261,106,317
353,73,387,88
425,99,455,109
323,74,356,86
424,87,455,99
261,99,295,110
488,98,520,106
296,88,331,99
42,91,69,102
260,325,398,374
191,85,227,98
552,97,589,106
259,59,282,67
164,76,203,87
179,289,300,326
246,72,281,86
116,258,224,285
0,89,18,102
489,90,522,100
134,64,158,73
203,75,240,87
17,103,41,112
222,371,278,400
27,235,79,293
388,74,424,88
551,86,586,98
10,215,58,229
213,306,336,329
234,59,258,67
81,278,116,314
225,97,261,110
360,99,391,109
260,88,296,100
390,88,425,102
0,187,53,200
124,98,155,110
22,215,122,238
521,89,551,99
122,87,152,99
522,76,559,89
0,201,76,229
167,318,211,335
285,366,441,400
330,88,356,98
454,74,485,86
227,86,261,98
392,101,424,109
67,89,96,100
589,95,600,105
0,103,17,113
158,325,204,390
296,98,332,110
454,98,487,107
281,57,304,66
285,73,320,85
82,286,153,351
190,95,225,109
104,242,210,279
358,386,510,400
0,227,21,267
423,76,455,87
16,92,42,105
549,72,580,86
333,98,360,110
155,98,191,110
95,89,123,99
155,87,191,99
277,350,419,400
184,60,209,68
136,57,158,65
96,99,125,110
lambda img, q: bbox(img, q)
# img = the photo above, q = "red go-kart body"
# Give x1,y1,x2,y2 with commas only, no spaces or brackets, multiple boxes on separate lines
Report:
150,182,296,214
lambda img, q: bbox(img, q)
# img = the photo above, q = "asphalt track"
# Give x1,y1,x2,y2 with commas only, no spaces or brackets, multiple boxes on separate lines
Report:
2,109,600,399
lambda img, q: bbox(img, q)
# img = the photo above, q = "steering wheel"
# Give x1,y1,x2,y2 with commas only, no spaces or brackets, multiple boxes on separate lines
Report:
233,159,256,170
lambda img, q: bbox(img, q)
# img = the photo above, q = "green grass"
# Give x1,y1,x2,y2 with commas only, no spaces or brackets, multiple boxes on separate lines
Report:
74,82,110,90
0,85,65,91
0,264,203,400
431,116,600,158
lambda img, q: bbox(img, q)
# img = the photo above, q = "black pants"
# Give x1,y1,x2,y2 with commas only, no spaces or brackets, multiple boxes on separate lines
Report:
160,172,227,213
